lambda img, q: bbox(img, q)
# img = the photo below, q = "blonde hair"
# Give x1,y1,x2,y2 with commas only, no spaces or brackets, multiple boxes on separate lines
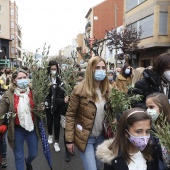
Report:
132,67,145,87
85,56,109,102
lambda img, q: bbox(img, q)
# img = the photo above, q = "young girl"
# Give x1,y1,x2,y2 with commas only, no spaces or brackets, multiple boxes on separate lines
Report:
96,108,159,170
146,92,170,169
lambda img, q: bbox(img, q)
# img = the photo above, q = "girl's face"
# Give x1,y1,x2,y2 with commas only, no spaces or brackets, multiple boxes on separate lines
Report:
146,98,160,114
128,120,150,137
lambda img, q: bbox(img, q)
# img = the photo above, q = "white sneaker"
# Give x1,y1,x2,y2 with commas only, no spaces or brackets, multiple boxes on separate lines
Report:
48,135,53,144
54,142,60,152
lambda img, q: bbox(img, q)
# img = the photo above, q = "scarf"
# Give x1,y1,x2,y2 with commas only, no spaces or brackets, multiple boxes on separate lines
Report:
14,87,34,131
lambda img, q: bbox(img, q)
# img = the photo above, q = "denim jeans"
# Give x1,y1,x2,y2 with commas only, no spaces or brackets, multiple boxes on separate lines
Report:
14,127,38,170
2,132,7,158
79,134,105,170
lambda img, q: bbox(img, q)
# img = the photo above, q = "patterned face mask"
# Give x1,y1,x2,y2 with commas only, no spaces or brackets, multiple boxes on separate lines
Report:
126,130,150,151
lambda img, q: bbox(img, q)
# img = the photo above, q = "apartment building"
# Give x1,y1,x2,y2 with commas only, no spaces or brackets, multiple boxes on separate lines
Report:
0,0,11,68
85,0,124,40
0,0,22,68
78,0,124,65
124,0,170,67
10,1,22,67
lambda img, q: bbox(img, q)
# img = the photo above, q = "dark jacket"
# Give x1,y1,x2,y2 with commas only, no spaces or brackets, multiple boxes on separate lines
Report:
128,69,161,109
150,129,165,170
45,76,66,113
96,139,160,170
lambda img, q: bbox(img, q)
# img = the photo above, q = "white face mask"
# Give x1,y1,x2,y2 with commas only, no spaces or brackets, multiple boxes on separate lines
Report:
116,72,120,76
163,70,170,81
147,109,159,121
108,76,113,81
125,68,130,75
51,70,57,75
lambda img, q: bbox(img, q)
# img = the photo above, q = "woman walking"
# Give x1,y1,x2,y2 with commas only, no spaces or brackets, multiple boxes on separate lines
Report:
65,56,110,170
0,68,39,170
45,60,66,152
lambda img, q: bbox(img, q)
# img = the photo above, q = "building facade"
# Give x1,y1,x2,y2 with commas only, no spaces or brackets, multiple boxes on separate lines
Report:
0,0,22,68
85,0,124,40
82,0,124,67
124,0,170,67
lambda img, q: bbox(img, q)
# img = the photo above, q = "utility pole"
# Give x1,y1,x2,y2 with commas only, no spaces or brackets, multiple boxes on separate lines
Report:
114,3,118,68
114,4,117,29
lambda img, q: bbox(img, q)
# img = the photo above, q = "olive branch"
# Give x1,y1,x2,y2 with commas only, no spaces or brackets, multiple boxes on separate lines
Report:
22,43,50,119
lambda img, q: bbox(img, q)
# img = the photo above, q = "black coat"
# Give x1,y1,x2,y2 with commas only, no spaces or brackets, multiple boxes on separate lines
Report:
128,69,161,109
45,76,67,115
104,148,159,170
96,139,161,170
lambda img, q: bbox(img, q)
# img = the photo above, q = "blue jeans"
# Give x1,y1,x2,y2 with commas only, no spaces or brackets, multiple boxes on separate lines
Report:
2,132,7,158
79,134,104,170
14,127,38,170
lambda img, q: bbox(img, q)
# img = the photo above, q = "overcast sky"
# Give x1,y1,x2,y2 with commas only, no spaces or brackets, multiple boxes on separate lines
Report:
12,0,103,55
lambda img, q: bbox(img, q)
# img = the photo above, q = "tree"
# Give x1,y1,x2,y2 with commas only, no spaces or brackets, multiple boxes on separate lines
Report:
106,23,143,64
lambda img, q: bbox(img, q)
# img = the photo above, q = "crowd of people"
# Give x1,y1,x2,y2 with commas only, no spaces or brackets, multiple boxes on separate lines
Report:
0,52,170,170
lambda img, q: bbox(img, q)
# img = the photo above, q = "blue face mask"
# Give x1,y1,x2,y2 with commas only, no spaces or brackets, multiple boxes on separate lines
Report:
125,68,130,74
94,70,106,81
16,79,29,89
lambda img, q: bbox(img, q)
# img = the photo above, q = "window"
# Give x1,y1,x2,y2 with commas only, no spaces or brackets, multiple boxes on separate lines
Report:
133,15,154,39
141,60,150,68
159,12,168,35
11,21,14,28
139,15,154,39
11,9,14,15
11,47,15,54
94,16,98,20
11,34,14,40
126,0,146,12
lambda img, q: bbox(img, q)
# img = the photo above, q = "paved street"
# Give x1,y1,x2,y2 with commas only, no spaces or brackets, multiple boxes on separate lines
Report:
5,126,84,170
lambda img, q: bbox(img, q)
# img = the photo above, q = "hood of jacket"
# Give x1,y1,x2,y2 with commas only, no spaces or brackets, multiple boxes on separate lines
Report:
142,69,159,86
96,139,115,165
